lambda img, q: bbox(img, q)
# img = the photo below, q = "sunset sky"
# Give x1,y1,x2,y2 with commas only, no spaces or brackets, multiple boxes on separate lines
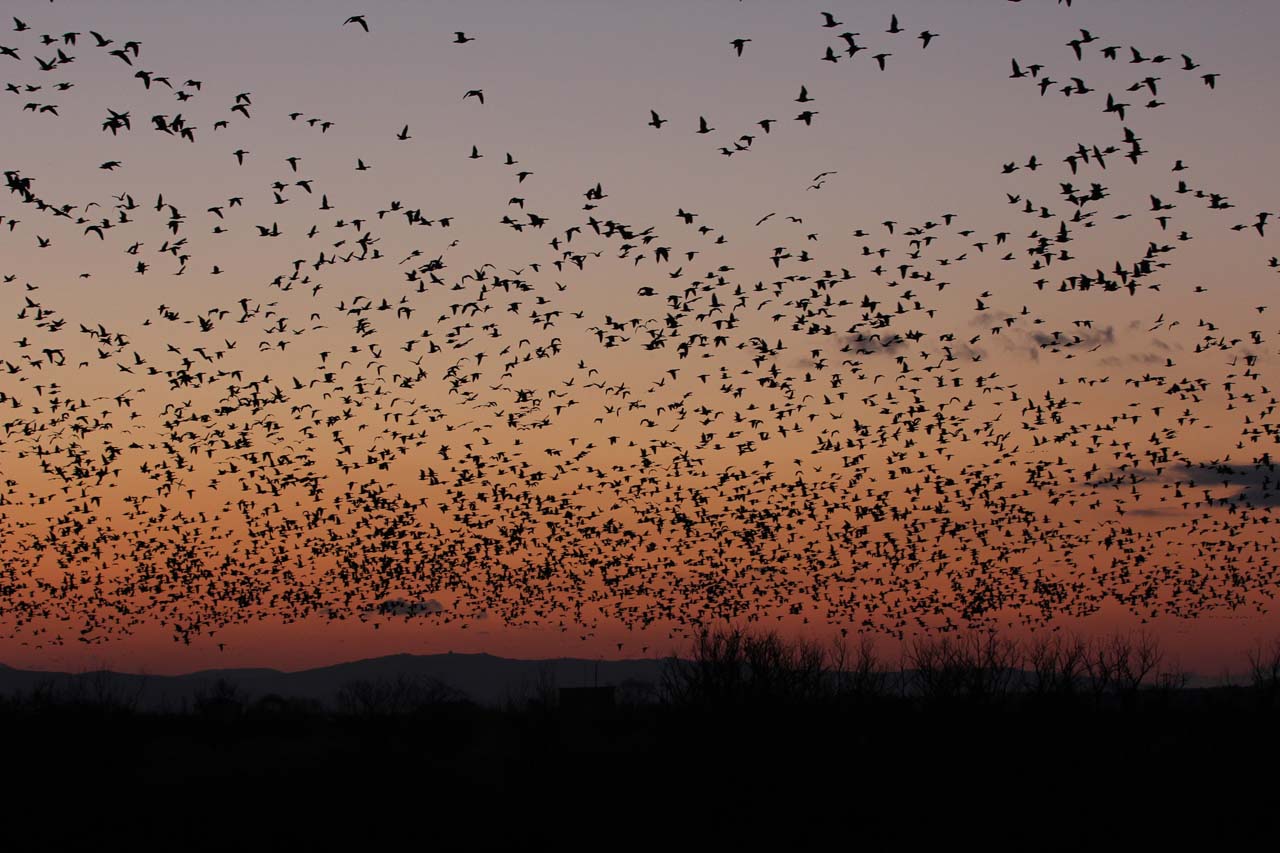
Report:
4,0,1280,677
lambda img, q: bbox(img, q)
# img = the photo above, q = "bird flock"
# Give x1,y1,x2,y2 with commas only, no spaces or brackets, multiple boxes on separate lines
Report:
2,2,1279,653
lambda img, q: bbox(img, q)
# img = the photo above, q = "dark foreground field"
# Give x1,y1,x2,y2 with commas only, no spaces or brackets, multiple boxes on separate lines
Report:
5,630,1279,843
4,687,1276,844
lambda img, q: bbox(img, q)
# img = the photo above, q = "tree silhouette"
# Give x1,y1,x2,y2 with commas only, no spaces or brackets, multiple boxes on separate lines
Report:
1246,638,1280,708
661,625,833,708
1027,632,1088,700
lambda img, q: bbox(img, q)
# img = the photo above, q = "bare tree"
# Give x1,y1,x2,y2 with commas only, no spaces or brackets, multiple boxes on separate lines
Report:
905,634,962,701
962,632,1021,700
1115,631,1164,696
660,625,836,708
830,634,890,702
1083,631,1165,704
1246,638,1280,707
1027,632,1087,698
905,632,1020,703
1084,634,1121,703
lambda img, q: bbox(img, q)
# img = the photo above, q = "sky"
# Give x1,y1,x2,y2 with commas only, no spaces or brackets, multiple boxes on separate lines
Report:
3,0,1280,677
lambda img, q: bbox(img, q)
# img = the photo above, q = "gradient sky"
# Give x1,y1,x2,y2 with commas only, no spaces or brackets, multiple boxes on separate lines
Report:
4,0,1280,676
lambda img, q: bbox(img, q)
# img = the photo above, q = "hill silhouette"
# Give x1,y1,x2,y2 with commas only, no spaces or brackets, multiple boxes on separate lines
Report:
0,652,666,709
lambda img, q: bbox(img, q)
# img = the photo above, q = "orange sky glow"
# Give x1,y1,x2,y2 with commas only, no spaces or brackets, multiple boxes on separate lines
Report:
4,0,1280,677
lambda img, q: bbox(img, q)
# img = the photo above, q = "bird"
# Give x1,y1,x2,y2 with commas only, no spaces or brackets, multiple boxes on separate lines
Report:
0,0,1273,677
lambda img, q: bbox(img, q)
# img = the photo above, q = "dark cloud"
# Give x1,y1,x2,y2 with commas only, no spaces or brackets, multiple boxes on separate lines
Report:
1030,325,1114,351
987,324,1115,364
836,332,908,356
1170,462,1280,505
1123,460,1280,509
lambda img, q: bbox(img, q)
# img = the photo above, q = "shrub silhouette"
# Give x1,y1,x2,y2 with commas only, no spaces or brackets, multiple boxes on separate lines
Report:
335,674,468,717
250,693,323,718
193,678,246,720
14,672,146,716
502,661,559,712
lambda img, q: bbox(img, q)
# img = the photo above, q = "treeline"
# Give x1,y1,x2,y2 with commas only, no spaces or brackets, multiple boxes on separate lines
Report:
655,627,1275,710
5,628,1280,717
5,626,1280,840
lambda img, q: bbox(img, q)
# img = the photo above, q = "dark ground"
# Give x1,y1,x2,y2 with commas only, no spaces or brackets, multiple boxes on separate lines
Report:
5,685,1275,845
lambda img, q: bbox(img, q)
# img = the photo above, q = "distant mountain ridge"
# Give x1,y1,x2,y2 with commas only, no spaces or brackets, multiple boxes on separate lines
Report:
0,652,668,709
